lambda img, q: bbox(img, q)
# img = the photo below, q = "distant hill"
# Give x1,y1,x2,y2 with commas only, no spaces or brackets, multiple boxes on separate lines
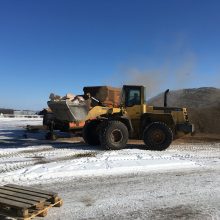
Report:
148,87,220,134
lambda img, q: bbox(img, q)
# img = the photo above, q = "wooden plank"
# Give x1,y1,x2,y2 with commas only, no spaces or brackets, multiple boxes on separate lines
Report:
0,189,47,203
6,184,57,197
0,198,63,220
0,197,31,209
0,187,50,200
24,199,63,220
0,194,36,206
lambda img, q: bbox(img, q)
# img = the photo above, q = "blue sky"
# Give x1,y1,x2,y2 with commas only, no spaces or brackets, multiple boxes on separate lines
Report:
0,0,220,110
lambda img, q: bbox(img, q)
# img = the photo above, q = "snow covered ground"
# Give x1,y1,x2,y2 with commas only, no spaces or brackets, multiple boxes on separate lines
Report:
0,118,219,219
0,118,219,185
0,118,211,185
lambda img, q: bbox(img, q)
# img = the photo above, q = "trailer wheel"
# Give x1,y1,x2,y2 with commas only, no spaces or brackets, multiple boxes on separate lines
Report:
45,132,57,140
143,122,173,151
83,120,100,146
99,121,128,150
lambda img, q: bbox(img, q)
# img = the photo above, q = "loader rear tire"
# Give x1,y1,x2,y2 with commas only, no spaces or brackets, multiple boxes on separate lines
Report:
99,121,128,150
143,122,173,151
83,120,100,146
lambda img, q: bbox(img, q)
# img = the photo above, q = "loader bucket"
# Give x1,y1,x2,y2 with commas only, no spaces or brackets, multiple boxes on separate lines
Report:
47,100,89,122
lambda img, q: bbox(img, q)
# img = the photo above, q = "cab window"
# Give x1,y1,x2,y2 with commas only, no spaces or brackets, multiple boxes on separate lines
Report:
125,89,141,107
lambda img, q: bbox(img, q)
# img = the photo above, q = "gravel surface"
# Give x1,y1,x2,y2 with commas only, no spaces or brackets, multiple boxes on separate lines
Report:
34,165,220,220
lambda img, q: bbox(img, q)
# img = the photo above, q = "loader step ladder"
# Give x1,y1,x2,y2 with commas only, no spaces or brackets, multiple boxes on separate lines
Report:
0,184,63,220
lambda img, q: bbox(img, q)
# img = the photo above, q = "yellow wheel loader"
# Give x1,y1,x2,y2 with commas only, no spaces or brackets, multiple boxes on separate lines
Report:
82,85,194,150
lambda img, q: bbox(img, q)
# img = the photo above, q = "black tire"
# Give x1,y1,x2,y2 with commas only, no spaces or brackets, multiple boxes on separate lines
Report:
143,122,173,151
99,121,128,150
45,132,57,140
83,120,100,146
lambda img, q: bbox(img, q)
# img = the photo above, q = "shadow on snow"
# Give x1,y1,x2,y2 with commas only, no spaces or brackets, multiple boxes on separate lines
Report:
0,128,146,150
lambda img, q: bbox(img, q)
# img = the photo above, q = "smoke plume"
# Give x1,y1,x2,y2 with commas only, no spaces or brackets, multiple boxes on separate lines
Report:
118,51,197,98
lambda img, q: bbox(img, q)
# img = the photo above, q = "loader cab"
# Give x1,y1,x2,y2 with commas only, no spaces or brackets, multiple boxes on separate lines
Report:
121,85,146,138
122,85,146,107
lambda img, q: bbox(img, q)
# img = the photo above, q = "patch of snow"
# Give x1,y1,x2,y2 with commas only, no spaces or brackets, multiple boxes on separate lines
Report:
0,152,197,184
0,118,219,185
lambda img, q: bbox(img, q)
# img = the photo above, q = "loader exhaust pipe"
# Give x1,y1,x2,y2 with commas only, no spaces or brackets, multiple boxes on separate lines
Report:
164,89,169,107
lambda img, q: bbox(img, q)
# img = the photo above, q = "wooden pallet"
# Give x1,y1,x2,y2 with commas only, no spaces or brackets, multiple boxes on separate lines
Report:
0,184,63,220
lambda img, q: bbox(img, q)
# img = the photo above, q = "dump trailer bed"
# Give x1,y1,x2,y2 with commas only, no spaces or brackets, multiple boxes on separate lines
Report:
83,86,121,107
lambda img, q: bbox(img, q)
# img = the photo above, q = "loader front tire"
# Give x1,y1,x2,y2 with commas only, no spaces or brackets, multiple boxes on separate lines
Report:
83,120,100,146
143,122,173,151
99,121,128,150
